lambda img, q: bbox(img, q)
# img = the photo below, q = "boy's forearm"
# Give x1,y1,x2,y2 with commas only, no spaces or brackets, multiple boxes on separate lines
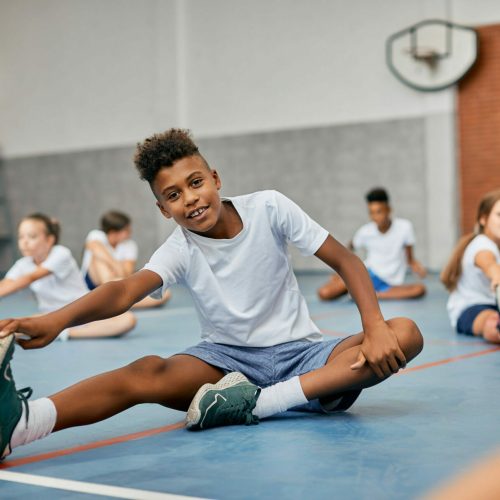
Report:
337,254,385,331
45,279,135,329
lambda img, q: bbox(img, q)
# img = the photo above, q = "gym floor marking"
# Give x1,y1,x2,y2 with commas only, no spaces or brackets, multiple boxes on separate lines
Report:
0,470,206,499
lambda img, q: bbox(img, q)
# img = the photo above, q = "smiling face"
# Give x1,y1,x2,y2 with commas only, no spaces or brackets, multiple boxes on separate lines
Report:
18,219,55,262
481,199,500,244
151,155,228,237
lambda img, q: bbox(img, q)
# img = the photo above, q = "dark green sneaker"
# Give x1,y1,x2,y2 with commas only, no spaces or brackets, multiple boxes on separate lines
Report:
0,335,32,460
186,372,261,430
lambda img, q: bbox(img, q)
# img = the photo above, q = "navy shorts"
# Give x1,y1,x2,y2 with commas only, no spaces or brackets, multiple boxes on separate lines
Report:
367,269,391,293
181,338,362,413
84,272,97,291
456,304,498,336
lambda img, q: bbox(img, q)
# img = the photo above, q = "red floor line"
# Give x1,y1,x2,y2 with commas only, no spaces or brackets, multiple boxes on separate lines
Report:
2,346,499,470
398,346,500,374
0,421,185,469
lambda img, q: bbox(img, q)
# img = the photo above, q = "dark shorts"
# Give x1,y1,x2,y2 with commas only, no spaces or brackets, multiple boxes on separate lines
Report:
84,272,97,291
456,304,498,336
181,338,362,413
367,268,392,293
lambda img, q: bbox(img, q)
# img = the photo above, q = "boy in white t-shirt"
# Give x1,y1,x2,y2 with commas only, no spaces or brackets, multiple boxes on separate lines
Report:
82,211,170,308
0,130,423,459
0,213,136,340
441,190,500,343
318,188,427,301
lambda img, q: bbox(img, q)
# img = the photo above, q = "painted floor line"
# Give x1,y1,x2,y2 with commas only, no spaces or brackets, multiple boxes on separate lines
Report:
0,470,206,499
399,346,500,374
0,421,185,469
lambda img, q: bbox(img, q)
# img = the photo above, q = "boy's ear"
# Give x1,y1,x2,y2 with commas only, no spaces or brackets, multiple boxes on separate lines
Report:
156,201,172,219
211,169,222,190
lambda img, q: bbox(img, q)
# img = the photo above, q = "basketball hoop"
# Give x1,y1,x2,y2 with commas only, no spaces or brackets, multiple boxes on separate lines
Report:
410,48,441,70
386,19,478,91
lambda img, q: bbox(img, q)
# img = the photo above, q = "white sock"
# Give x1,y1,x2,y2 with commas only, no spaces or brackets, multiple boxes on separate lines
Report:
253,376,308,419
10,398,57,450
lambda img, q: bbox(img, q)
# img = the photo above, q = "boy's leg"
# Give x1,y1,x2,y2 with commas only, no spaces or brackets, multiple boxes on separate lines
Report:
299,317,423,402
187,318,423,425
317,274,348,301
376,284,426,300
87,257,117,286
1,342,224,457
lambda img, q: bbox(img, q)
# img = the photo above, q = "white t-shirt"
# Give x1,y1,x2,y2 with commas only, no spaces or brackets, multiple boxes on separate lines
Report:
143,190,328,347
5,245,89,313
81,229,139,275
447,234,500,327
352,218,416,285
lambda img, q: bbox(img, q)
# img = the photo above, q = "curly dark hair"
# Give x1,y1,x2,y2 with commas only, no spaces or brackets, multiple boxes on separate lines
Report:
365,187,389,204
134,129,205,183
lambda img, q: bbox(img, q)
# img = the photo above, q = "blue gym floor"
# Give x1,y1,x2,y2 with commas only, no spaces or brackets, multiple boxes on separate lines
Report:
0,273,499,499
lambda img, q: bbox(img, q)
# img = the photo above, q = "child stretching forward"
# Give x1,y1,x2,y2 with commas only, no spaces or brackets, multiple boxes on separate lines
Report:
318,187,427,301
0,213,135,340
441,190,500,343
0,130,422,459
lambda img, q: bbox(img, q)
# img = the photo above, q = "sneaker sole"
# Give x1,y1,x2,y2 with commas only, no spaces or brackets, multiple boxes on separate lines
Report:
185,372,250,430
0,334,15,369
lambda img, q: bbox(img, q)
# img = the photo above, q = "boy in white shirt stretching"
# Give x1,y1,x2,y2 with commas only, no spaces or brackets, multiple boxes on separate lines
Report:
0,130,423,458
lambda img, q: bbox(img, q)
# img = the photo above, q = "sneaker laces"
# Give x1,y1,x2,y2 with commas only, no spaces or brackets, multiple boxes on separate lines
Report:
17,387,33,429
220,390,260,426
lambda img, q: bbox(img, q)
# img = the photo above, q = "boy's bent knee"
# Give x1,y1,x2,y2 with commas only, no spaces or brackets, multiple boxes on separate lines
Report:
127,355,168,378
388,317,424,360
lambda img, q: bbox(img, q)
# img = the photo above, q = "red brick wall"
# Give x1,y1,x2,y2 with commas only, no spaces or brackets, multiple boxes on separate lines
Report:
458,24,500,233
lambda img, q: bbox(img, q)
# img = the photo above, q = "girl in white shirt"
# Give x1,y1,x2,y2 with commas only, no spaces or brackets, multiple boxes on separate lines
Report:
0,213,136,339
441,190,500,343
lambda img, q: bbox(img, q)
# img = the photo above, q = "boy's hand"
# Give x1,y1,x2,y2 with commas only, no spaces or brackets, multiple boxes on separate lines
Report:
0,315,60,349
410,260,427,279
351,321,406,378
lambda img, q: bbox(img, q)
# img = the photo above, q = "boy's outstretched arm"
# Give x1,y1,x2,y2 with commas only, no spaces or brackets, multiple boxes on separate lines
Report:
0,269,162,349
315,234,407,378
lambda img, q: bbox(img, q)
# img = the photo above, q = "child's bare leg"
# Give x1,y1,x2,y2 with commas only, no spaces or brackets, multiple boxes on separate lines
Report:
473,310,500,344
317,274,348,301
51,355,224,430
300,317,423,401
87,258,118,285
132,290,172,309
376,284,426,300
67,312,136,339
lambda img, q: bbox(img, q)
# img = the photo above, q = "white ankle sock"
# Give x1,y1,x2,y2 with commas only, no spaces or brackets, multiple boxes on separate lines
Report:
11,398,57,450
253,376,308,419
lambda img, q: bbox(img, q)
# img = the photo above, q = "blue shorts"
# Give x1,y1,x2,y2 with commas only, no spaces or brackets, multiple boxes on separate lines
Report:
84,272,97,291
456,304,498,336
181,338,362,413
367,269,391,293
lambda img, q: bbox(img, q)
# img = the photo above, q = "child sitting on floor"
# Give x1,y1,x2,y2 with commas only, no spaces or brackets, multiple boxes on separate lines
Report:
82,210,170,308
317,187,426,301
441,190,500,343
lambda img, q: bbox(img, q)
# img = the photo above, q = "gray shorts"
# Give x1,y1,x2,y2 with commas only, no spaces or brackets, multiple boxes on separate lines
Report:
181,337,362,413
